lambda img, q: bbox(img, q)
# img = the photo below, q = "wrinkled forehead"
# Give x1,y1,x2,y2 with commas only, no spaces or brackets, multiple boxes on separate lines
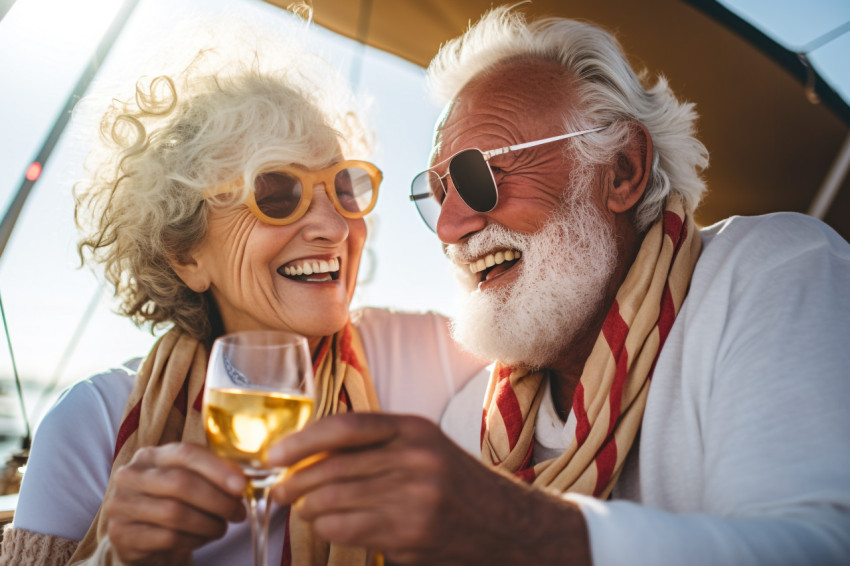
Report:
432,58,579,162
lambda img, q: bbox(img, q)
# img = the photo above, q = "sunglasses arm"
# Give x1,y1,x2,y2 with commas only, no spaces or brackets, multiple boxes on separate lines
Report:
482,126,607,160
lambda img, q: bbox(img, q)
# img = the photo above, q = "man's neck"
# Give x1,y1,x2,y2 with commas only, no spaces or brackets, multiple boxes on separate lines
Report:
549,371,580,422
547,214,645,421
547,331,596,421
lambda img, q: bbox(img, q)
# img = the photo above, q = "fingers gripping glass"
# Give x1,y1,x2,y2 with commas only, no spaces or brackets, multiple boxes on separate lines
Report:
409,127,604,232
209,160,382,225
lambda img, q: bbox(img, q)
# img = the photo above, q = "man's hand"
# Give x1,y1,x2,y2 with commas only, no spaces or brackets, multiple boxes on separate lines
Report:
104,442,247,565
268,413,591,566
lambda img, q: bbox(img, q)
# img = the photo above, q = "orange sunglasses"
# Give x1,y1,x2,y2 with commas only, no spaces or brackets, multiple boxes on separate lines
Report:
207,160,382,226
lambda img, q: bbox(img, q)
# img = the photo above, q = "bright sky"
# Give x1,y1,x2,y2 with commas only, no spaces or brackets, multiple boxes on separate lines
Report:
719,0,850,102
0,0,457,428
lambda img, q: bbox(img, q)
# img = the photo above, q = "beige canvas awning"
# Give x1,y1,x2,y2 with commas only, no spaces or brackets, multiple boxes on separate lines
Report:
265,0,850,240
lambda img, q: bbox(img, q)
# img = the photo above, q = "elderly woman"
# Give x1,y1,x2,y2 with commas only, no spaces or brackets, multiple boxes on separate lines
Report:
0,37,483,565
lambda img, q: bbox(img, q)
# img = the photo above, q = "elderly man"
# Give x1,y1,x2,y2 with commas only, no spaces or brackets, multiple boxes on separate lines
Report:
270,6,850,565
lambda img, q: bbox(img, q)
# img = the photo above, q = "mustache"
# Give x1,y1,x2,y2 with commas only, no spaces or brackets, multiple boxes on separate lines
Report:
445,223,530,264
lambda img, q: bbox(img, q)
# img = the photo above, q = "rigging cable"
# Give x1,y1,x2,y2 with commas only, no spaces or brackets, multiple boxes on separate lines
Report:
0,289,30,450
31,284,105,423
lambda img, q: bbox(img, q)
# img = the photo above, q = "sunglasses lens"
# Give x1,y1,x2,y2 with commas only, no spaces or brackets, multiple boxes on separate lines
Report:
449,149,497,212
254,172,303,219
334,166,376,214
410,170,443,232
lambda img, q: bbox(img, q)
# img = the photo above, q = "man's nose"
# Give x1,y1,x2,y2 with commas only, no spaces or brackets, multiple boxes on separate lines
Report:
436,178,487,244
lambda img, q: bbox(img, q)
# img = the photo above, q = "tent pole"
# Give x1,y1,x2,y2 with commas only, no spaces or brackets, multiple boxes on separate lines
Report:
808,131,850,220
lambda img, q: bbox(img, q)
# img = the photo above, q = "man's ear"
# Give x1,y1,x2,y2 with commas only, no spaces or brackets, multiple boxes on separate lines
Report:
169,253,211,293
605,122,653,214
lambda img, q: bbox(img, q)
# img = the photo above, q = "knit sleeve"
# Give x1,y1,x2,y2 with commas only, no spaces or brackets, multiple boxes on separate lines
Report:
68,536,129,566
0,525,77,566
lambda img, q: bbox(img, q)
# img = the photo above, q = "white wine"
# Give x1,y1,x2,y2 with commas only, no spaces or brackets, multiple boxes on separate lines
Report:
204,387,314,469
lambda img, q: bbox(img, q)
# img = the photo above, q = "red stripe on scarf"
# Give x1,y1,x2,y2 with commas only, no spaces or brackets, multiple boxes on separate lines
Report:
649,285,676,377
174,379,188,416
663,210,685,254
312,336,331,374
516,467,537,483
648,210,686,377
592,301,629,493
602,301,629,435
113,398,143,462
494,370,524,450
497,365,513,381
480,407,487,449
593,435,618,496
573,382,590,444
193,383,205,412
339,323,365,375
657,284,676,344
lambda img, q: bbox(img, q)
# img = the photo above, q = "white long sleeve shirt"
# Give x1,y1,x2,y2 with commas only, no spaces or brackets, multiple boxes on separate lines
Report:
442,213,850,565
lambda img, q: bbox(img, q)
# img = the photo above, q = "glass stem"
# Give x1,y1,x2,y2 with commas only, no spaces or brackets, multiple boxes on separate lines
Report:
247,478,273,566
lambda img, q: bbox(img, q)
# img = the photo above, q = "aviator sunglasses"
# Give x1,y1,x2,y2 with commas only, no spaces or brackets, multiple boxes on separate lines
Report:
207,160,382,225
409,127,604,232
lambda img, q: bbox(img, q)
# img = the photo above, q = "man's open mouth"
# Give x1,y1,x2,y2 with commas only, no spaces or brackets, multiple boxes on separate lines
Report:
467,249,522,283
279,257,341,282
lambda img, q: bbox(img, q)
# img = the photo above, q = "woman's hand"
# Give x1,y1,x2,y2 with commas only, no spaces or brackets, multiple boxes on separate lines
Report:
104,442,247,565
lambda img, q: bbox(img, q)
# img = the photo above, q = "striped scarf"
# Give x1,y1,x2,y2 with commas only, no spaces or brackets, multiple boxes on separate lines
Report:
480,195,700,497
69,321,379,566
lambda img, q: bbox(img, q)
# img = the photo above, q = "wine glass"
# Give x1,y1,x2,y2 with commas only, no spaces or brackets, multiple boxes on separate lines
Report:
203,330,315,566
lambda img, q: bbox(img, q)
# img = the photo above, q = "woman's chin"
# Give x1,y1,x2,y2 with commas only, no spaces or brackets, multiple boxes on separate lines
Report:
288,310,350,341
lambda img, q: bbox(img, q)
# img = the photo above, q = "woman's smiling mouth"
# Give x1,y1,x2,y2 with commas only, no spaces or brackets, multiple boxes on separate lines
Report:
279,257,341,282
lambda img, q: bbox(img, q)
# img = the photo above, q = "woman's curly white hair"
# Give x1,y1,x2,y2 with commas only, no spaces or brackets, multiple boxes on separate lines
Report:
74,25,372,341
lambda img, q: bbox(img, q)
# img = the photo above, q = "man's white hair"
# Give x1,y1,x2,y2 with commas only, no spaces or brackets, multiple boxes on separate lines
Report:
427,5,709,231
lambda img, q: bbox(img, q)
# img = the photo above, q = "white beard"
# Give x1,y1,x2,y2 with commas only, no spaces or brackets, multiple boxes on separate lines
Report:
447,172,617,369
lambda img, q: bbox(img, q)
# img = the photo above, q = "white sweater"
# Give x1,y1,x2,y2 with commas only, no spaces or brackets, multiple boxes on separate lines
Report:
441,213,850,565
14,308,487,565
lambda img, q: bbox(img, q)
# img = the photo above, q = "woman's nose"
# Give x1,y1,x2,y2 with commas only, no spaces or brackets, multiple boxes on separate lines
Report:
299,184,349,242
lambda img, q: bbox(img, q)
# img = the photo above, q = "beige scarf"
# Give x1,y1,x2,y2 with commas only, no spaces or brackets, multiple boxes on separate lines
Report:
481,195,701,498
69,321,379,566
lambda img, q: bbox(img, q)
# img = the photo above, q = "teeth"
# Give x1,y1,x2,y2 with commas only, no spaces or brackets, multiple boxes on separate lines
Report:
468,250,521,274
283,258,340,276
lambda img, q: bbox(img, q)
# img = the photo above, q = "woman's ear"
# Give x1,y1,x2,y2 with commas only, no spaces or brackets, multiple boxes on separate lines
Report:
605,122,653,214
169,253,211,293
